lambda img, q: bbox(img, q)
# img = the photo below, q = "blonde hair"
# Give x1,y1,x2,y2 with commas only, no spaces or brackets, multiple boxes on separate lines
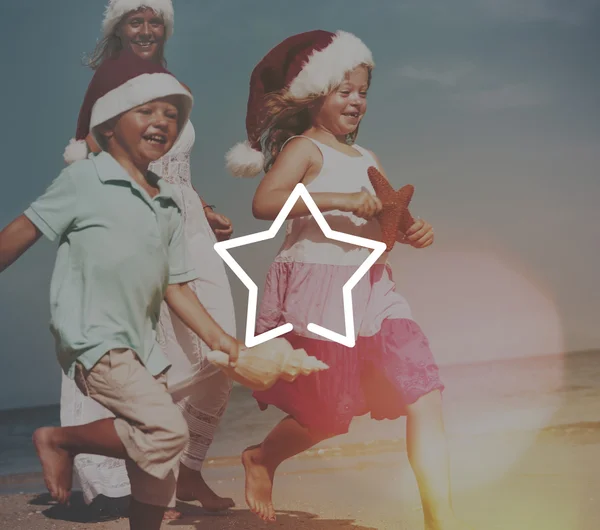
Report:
83,9,167,70
260,65,372,171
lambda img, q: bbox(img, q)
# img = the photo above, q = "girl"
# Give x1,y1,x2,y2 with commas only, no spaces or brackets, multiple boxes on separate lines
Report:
62,0,235,519
226,30,469,530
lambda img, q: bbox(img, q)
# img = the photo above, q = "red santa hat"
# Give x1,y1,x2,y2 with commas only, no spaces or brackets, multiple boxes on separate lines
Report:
102,0,174,40
226,30,374,178
63,49,192,164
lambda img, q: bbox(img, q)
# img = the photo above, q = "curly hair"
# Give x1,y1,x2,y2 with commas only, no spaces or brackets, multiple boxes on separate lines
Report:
83,10,167,70
260,66,372,171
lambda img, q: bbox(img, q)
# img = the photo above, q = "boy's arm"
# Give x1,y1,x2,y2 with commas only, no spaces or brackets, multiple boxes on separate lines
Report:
0,215,42,273
164,283,241,365
165,209,241,365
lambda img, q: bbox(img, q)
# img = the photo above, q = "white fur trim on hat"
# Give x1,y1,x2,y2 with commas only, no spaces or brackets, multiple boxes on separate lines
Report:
225,141,265,178
63,138,90,165
89,73,193,142
288,31,374,99
102,0,174,40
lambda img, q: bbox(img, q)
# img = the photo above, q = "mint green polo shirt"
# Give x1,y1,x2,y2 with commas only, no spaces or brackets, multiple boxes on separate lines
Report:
24,152,198,379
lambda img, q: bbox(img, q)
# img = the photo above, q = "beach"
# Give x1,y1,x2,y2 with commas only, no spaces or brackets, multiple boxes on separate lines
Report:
1,350,599,529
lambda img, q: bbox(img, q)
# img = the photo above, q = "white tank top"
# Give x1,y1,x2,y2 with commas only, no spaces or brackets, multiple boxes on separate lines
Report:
276,136,387,266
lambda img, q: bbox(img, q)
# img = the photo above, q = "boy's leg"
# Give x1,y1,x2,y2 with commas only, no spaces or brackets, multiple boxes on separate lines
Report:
129,500,167,530
35,349,188,529
34,421,171,530
33,418,126,503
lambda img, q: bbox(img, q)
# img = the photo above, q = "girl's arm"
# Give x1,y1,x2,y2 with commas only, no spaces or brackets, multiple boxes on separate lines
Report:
164,283,241,365
0,215,42,273
252,137,381,221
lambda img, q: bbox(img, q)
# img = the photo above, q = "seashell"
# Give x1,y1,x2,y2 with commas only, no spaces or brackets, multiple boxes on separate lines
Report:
206,338,329,391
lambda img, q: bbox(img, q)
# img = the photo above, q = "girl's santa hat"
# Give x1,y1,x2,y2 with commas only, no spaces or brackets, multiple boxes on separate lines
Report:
64,49,192,164
64,0,176,164
226,30,374,178
103,0,174,40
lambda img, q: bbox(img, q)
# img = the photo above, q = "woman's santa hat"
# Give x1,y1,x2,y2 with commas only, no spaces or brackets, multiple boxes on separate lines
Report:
226,30,374,178
64,49,192,164
64,0,176,164
103,0,174,40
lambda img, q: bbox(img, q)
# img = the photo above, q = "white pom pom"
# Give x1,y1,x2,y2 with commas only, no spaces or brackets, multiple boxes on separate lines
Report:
225,141,265,178
63,139,89,165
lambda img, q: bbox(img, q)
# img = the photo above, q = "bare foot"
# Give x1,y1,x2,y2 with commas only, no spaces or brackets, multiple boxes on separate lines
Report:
176,464,235,512
163,508,182,520
425,515,475,530
242,445,276,522
33,427,73,505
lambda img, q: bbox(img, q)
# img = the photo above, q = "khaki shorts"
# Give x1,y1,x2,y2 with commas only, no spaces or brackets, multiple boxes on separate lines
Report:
75,349,189,508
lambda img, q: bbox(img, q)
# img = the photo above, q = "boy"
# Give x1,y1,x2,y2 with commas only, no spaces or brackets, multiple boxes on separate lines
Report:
0,50,240,530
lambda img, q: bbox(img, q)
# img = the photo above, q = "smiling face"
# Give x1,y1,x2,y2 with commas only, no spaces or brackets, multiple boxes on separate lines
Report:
117,8,166,62
100,96,181,168
312,65,370,138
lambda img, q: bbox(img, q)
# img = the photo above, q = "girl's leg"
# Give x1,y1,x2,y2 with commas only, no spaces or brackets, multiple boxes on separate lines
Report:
406,390,468,530
242,415,331,522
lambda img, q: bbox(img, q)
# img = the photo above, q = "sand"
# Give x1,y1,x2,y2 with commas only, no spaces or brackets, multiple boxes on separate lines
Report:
1,421,599,530
2,352,599,529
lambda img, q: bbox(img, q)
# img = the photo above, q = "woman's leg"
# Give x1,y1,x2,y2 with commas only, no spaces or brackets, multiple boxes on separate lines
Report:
174,370,235,510
242,415,331,522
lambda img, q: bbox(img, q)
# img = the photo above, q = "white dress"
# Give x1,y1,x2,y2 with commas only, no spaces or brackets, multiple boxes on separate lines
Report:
60,121,236,503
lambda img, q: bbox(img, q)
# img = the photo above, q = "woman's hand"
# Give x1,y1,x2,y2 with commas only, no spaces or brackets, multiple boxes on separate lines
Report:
205,209,233,241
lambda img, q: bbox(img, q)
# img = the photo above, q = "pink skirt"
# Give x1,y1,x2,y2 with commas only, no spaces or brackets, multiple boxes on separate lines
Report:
253,263,444,436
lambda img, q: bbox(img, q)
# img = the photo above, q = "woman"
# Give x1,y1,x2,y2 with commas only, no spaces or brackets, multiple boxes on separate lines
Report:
61,0,236,519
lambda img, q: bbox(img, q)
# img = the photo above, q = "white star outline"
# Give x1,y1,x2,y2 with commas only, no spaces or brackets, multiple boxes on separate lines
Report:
213,183,387,348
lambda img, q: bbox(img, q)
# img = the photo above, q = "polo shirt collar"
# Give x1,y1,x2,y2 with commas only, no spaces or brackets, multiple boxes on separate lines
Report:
90,152,179,206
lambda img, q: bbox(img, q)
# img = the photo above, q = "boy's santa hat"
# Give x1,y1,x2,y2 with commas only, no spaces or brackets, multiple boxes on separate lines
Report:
63,49,192,164
102,0,175,40
226,30,374,178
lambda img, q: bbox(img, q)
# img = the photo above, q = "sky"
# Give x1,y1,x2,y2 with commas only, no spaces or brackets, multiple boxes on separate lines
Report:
1,0,599,410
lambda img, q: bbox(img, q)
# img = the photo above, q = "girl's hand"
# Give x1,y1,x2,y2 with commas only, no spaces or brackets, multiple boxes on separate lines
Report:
403,218,434,248
205,209,233,241
342,190,383,220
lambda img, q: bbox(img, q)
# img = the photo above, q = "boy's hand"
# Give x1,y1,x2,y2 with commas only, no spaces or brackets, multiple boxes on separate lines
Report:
402,218,434,248
213,333,243,367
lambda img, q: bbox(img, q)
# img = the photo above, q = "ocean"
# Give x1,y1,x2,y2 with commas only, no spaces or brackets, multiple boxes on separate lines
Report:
1,350,599,495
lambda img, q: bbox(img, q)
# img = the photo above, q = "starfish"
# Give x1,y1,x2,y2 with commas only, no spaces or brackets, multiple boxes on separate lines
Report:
367,166,415,251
